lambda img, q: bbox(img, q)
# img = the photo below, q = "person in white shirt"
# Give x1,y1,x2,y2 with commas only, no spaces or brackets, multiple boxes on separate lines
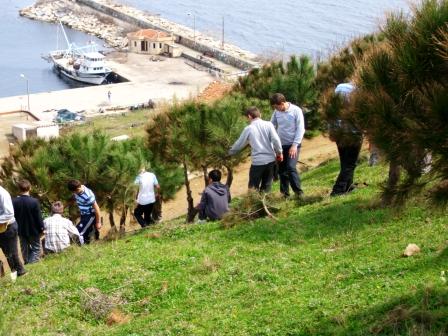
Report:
43,201,82,253
134,166,160,227
0,185,26,277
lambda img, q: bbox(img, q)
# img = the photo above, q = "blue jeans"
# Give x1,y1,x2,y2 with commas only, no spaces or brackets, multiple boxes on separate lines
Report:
19,235,41,264
76,214,97,244
278,144,303,196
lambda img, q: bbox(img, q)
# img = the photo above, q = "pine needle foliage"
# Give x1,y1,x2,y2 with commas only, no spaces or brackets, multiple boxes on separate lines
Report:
0,133,183,227
234,55,320,131
350,0,448,205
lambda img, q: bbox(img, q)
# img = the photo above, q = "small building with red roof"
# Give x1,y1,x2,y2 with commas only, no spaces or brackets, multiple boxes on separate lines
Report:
127,29,180,56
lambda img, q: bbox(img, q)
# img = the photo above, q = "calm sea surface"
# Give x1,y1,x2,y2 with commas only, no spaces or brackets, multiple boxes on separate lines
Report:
1,0,409,98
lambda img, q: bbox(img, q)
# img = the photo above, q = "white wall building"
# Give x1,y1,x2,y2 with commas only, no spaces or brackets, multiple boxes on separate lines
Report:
12,121,59,142
127,29,181,57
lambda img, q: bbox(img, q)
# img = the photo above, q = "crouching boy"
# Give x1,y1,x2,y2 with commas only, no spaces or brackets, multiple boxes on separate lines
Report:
43,201,82,253
195,170,231,221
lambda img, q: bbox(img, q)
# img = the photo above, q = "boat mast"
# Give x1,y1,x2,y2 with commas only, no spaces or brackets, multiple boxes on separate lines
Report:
58,20,71,49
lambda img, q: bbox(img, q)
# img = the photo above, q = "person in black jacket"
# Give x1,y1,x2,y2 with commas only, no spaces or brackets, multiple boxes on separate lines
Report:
195,170,231,221
12,180,44,264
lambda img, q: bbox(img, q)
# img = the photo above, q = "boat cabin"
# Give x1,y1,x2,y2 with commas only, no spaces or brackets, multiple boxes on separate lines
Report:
81,52,107,73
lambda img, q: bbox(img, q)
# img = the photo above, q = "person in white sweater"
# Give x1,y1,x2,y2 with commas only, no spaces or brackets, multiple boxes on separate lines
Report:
229,106,283,192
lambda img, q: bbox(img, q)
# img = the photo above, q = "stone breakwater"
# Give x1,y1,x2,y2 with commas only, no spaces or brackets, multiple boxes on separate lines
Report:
19,0,131,49
20,0,260,70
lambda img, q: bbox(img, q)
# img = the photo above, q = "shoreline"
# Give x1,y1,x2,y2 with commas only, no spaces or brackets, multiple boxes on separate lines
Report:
19,0,260,70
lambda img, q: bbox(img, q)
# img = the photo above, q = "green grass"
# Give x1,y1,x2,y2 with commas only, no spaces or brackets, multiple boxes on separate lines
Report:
61,108,156,138
1,160,447,335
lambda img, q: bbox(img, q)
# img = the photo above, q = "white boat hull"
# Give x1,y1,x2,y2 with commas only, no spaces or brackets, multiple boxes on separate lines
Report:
56,65,110,85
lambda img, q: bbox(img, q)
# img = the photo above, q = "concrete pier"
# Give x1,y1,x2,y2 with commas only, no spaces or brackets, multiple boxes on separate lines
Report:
0,53,215,119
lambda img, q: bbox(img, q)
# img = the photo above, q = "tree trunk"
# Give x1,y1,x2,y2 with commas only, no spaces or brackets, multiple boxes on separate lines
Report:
108,210,116,227
183,159,196,223
119,206,128,231
202,165,209,188
383,161,401,205
225,165,233,188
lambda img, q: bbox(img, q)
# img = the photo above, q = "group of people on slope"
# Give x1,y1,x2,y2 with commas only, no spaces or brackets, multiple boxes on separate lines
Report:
0,87,364,279
187,92,308,224
0,179,101,278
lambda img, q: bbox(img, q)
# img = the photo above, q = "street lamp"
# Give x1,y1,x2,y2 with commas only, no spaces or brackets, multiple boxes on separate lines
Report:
221,16,225,49
20,74,30,112
187,12,196,45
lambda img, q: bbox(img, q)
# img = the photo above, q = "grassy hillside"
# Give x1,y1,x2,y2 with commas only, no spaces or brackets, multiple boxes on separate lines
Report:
1,158,447,335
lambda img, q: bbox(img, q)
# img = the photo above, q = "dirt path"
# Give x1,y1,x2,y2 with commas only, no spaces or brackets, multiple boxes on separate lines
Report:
162,134,338,221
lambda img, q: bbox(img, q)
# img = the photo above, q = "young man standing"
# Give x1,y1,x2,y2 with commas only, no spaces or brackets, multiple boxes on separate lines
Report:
195,170,230,221
67,180,101,244
43,201,82,253
134,166,160,227
12,179,44,264
270,93,305,198
229,106,283,192
0,185,26,277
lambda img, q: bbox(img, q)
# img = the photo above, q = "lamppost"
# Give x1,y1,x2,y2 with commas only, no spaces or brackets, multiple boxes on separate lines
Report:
187,12,196,45
20,74,30,112
221,16,225,49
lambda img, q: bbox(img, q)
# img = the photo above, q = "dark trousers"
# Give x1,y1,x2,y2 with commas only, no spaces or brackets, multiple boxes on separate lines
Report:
248,161,275,192
134,202,155,227
0,221,26,275
19,235,41,264
76,214,97,245
278,144,303,196
331,141,362,195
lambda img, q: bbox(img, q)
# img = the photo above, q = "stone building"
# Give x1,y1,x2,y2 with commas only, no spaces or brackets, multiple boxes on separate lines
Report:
127,29,180,57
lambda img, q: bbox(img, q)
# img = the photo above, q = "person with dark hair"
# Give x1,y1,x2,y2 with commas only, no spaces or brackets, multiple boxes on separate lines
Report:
43,201,81,253
229,106,283,192
133,165,160,227
12,179,44,264
195,169,231,221
270,93,305,198
329,83,363,196
0,185,26,277
67,179,101,244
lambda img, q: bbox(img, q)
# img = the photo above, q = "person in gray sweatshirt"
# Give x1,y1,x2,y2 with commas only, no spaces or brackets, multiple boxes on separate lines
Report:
270,93,305,197
196,170,231,221
229,106,283,192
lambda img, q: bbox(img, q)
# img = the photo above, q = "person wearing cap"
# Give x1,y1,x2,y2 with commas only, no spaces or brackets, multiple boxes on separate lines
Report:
0,185,26,277
43,201,82,254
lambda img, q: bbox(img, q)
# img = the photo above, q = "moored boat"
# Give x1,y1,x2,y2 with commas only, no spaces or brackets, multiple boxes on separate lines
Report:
47,22,111,85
